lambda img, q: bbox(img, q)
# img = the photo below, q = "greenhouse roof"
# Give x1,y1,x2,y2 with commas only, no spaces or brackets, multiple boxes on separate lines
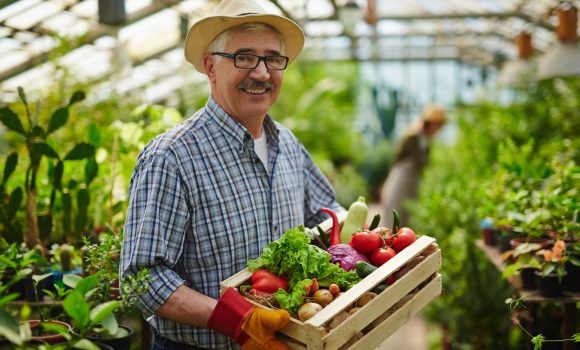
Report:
0,0,577,99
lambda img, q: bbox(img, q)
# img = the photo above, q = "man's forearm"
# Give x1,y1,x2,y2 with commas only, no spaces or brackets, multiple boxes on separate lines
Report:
155,285,218,328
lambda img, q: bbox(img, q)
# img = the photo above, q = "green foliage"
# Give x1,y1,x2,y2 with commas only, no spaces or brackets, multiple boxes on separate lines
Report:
408,77,580,349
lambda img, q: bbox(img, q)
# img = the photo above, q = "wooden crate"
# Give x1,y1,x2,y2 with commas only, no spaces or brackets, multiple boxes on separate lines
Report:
220,217,441,350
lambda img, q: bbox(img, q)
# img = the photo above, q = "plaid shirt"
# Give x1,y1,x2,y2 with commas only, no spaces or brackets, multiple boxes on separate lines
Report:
120,96,344,350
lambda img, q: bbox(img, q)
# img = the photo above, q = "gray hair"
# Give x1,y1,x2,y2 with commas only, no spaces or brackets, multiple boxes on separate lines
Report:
206,22,285,64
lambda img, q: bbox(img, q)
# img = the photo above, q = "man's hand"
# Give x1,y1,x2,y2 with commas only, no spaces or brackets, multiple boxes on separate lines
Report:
208,287,292,350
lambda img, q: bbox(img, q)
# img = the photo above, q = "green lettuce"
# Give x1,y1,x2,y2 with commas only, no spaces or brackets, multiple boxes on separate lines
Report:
247,225,361,312
275,279,312,313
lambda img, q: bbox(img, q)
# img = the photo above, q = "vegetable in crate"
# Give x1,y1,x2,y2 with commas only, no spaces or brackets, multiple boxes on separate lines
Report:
340,197,368,243
327,244,369,271
251,269,289,295
247,225,361,313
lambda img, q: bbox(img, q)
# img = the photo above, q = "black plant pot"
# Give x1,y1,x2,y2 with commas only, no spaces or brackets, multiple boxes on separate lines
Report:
535,271,566,297
75,325,134,350
497,229,514,253
563,261,580,292
521,268,537,290
22,273,53,301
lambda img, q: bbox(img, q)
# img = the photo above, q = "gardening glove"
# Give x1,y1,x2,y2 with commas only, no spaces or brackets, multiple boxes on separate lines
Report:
207,287,292,350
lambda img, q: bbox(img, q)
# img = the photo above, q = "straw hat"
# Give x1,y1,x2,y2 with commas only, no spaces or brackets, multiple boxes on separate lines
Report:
184,0,305,73
422,102,447,123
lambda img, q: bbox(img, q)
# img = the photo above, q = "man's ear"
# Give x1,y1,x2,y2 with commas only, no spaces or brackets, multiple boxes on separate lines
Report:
203,54,217,84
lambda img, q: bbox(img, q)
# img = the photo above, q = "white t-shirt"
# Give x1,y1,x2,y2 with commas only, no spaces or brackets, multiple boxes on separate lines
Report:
254,128,269,175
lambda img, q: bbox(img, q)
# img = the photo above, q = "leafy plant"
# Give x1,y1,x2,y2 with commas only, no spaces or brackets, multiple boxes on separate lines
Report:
0,87,90,246
509,296,580,349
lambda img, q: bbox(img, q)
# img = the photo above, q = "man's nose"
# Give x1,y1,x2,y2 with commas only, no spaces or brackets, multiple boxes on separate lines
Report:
249,58,270,81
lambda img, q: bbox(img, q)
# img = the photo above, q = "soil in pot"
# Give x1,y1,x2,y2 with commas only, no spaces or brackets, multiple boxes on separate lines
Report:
481,228,495,245
27,320,72,345
521,268,537,290
76,326,133,350
535,271,566,298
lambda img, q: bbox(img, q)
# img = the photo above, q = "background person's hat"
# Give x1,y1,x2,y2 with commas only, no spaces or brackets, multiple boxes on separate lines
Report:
184,0,305,73
422,102,447,123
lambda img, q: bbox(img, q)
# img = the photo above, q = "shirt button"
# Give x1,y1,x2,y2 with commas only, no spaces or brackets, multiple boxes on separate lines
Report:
274,225,278,232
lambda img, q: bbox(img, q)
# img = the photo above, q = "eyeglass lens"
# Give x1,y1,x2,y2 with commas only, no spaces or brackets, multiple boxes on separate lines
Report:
235,55,287,70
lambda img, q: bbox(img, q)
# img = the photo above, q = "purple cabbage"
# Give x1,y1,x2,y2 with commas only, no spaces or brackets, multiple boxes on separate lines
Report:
327,244,369,271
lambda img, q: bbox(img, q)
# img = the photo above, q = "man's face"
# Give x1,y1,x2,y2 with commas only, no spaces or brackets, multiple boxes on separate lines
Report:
207,29,283,121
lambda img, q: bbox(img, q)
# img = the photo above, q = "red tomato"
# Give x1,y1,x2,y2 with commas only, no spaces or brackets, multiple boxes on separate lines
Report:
373,227,395,246
371,248,397,267
385,275,395,286
352,231,383,253
393,228,417,252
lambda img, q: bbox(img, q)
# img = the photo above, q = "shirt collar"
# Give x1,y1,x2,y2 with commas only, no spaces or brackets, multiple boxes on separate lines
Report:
205,95,280,145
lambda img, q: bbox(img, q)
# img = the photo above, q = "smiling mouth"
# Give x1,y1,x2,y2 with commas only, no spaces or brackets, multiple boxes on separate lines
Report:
241,87,269,95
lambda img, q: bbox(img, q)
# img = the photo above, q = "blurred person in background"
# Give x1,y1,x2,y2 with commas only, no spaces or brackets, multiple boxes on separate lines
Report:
381,103,446,228
120,0,343,349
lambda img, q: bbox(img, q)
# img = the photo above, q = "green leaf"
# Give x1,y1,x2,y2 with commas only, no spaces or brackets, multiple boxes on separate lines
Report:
85,157,98,186
0,257,16,269
75,275,99,296
7,187,23,220
571,333,580,342
543,263,556,277
62,191,72,236
64,143,95,160
63,274,82,289
0,107,26,135
42,289,55,301
46,108,68,135
0,293,20,307
20,304,30,322
73,339,99,350
513,243,541,258
63,291,90,326
502,262,522,278
0,324,23,346
89,300,119,326
569,256,580,267
68,91,86,106
0,309,19,333
100,313,118,337
34,142,59,159
369,214,380,231
32,273,52,283
88,124,100,148
41,322,69,334
2,153,18,185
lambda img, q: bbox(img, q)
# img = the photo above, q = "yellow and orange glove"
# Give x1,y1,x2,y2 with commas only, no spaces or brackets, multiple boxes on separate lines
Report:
207,287,291,350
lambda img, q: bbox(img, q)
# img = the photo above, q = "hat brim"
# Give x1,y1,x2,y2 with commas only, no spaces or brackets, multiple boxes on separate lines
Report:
185,14,305,73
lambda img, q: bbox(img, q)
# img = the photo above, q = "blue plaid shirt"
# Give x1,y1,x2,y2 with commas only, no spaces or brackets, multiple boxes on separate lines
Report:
120,96,344,349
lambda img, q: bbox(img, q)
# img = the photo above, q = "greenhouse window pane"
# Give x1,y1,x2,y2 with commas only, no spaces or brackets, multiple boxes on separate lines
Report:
69,0,98,18
0,51,30,72
0,0,42,23
126,0,153,14
5,1,65,30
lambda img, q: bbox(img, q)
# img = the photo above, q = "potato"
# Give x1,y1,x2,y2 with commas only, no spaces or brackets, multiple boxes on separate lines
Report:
313,289,334,307
356,292,377,307
298,302,323,322
348,307,361,315
334,292,354,312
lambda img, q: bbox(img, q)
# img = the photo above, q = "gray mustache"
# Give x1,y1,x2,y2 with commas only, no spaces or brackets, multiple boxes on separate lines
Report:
238,81,275,90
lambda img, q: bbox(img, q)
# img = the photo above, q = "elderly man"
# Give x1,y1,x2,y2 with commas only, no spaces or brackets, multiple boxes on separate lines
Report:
120,0,344,349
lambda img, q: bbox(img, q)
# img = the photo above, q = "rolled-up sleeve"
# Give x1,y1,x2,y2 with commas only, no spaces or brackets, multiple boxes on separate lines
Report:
300,143,345,228
120,153,190,318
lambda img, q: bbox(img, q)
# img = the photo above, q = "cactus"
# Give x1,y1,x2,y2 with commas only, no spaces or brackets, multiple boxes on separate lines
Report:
60,244,73,272
33,244,45,258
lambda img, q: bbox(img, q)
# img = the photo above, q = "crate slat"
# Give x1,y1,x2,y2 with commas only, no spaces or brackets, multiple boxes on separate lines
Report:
348,274,442,350
321,249,441,350
306,236,437,328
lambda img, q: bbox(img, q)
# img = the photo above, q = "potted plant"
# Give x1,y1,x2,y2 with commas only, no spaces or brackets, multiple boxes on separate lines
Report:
51,244,82,289
72,233,151,350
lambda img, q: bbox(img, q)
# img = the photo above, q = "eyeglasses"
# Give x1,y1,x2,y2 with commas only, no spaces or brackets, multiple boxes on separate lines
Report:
212,52,289,71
